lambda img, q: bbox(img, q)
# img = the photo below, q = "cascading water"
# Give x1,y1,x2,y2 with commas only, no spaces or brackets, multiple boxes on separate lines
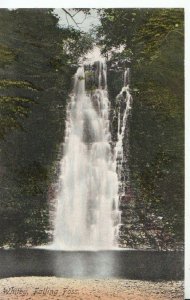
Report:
115,68,133,196
53,61,121,250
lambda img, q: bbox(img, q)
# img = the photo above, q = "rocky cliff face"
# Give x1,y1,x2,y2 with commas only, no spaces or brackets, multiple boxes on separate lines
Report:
107,67,183,251
79,62,183,250
0,48,183,250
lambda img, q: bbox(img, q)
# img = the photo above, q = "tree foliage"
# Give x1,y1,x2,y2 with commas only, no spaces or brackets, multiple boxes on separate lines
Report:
0,8,93,247
98,8,184,249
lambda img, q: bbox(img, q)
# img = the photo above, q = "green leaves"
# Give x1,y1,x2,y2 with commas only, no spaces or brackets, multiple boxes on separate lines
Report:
0,80,38,91
0,96,35,139
133,9,184,61
0,44,16,66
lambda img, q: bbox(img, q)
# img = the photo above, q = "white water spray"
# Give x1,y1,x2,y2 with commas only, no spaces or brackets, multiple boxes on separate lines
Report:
53,61,121,250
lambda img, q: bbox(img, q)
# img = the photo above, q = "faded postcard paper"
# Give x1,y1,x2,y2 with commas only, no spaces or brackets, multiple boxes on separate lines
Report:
0,2,187,299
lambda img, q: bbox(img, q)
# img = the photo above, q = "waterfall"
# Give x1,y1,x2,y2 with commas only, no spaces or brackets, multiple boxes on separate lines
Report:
124,68,130,87
115,69,133,197
53,61,121,250
52,55,133,250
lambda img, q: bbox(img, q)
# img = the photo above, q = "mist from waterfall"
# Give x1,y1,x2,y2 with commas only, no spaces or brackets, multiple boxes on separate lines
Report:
53,58,132,250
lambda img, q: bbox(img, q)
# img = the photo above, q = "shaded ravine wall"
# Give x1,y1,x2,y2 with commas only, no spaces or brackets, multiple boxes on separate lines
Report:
0,7,97,248
0,8,88,248
0,56,183,250
107,67,184,250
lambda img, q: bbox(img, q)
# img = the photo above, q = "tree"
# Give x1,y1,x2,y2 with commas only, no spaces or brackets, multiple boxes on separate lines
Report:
0,8,93,247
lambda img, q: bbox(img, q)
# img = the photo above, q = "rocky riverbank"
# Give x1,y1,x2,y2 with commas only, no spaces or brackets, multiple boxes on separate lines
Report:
0,277,183,300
